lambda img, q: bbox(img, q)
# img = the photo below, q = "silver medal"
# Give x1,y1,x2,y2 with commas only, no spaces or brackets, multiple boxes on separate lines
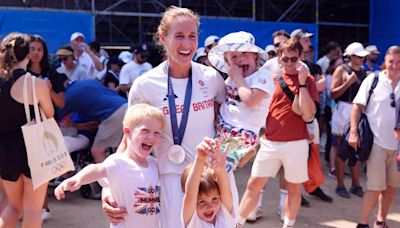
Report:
168,145,186,164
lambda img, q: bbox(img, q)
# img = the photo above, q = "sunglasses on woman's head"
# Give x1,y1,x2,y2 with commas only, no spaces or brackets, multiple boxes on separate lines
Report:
281,56,298,63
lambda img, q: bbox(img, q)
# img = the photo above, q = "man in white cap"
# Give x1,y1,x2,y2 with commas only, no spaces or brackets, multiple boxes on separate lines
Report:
70,32,104,79
331,42,369,199
363,45,381,74
204,35,219,53
193,47,207,65
119,43,153,96
203,35,220,67
290,29,313,56
265,44,277,59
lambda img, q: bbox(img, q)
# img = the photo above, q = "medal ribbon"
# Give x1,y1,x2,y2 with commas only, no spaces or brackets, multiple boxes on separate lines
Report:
166,63,192,145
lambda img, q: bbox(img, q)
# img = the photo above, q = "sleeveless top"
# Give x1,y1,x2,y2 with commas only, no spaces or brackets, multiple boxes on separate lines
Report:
337,64,367,102
0,69,35,134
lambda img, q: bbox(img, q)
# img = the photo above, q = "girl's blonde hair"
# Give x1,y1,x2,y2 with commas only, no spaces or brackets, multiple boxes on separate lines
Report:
181,163,220,196
154,6,200,50
0,32,31,80
123,103,165,130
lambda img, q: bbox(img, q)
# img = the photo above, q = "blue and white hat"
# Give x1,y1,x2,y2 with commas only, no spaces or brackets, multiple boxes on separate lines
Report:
208,31,267,73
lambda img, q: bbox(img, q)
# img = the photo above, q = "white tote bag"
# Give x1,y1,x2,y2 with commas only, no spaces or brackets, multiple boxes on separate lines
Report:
21,75,75,190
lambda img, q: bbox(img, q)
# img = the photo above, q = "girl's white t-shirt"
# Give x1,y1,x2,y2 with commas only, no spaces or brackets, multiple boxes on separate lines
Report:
219,67,275,133
185,205,236,228
103,153,160,228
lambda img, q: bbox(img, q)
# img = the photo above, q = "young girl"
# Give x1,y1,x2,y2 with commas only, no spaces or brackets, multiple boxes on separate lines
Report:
208,31,275,211
54,103,164,228
181,137,235,228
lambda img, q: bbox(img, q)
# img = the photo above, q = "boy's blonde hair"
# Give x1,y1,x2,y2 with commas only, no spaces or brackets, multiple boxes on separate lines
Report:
181,163,220,196
123,103,165,130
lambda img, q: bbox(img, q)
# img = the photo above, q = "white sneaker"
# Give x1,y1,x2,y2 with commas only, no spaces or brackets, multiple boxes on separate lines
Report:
41,209,50,222
247,207,263,222
277,206,285,222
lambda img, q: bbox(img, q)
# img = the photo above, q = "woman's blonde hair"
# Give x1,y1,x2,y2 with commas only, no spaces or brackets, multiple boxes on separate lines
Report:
0,32,31,80
123,103,165,130
181,163,220,196
154,6,200,50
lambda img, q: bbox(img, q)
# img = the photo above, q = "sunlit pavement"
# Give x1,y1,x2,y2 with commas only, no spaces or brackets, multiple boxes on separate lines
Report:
12,153,399,228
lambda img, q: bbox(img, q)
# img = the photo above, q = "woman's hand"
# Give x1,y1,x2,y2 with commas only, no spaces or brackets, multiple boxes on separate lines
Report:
101,188,127,224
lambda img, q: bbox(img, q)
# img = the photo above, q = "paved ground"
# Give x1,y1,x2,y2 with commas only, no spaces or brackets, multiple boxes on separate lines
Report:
6,154,400,227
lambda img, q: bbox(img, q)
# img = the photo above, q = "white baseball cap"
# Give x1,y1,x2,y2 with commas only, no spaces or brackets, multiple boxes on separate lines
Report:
204,35,219,48
344,42,369,57
70,32,85,42
365,45,380,54
194,47,207,61
265,44,276,53
208,31,267,73
118,51,133,64
290,29,313,40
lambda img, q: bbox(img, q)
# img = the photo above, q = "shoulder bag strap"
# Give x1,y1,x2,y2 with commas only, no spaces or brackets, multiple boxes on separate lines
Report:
365,72,379,109
23,73,31,122
342,63,353,74
30,75,43,123
278,73,295,102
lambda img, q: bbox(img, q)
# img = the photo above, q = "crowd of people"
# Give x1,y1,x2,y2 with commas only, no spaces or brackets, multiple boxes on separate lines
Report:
0,5,399,228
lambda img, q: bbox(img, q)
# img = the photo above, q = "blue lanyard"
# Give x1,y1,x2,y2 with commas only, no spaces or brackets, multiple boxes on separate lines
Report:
166,63,192,145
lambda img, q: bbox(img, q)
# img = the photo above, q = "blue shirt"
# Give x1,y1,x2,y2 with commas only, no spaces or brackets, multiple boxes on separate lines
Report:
363,63,380,73
58,80,127,122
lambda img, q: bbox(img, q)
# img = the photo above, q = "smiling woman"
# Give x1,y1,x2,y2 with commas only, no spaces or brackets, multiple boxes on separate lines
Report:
101,6,227,228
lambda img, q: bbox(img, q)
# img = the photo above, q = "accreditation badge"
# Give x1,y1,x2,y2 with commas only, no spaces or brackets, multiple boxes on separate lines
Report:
168,144,186,164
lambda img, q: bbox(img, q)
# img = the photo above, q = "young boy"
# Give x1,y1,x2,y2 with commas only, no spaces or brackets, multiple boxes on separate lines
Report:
181,137,235,228
54,103,164,228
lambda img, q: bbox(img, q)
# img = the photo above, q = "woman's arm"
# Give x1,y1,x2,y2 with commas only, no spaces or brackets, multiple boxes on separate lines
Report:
107,82,121,92
330,66,358,99
101,187,128,224
36,79,54,118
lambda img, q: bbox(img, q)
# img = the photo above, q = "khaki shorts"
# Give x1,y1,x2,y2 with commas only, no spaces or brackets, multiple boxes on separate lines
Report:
251,138,309,184
331,101,352,136
366,143,400,191
93,103,128,149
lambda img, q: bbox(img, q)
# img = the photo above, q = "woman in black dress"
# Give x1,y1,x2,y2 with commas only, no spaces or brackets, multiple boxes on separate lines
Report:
0,33,54,227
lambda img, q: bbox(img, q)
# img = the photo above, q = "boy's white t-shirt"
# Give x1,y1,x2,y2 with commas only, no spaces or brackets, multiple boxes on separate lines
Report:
186,205,236,228
103,153,160,228
128,61,226,175
219,67,275,133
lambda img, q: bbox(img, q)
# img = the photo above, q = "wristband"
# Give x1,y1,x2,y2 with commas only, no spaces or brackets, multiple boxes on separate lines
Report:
299,84,307,88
